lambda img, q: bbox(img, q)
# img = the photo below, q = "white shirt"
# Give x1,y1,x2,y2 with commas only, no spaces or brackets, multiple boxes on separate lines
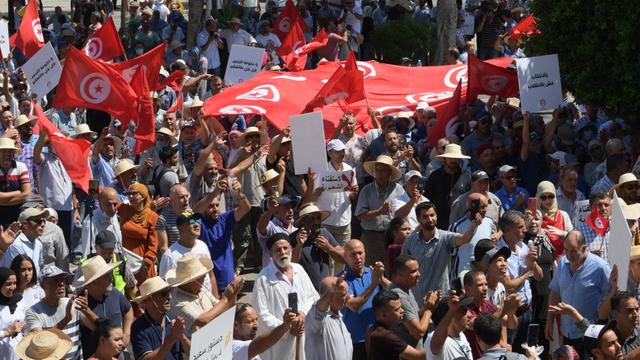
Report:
339,7,363,33
488,282,506,308
232,339,260,360
255,33,281,65
450,216,495,275
37,152,73,211
80,208,122,256
220,28,257,47
424,331,473,360
152,3,169,21
315,162,356,227
0,302,26,360
159,239,213,292
390,192,429,230
197,30,221,70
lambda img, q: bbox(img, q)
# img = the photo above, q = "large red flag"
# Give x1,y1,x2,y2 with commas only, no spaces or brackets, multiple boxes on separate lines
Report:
108,42,167,88
9,0,44,57
130,67,156,155
280,28,329,72
272,0,307,41
303,51,366,112
428,81,464,147
509,14,540,41
32,103,92,194
53,46,138,121
167,94,183,113
467,55,519,101
83,16,125,61
155,69,187,92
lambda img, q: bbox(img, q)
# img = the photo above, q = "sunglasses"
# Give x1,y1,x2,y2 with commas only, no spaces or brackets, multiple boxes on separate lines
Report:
126,191,141,197
186,218,200,225
29,217,46,225
540,195,555,201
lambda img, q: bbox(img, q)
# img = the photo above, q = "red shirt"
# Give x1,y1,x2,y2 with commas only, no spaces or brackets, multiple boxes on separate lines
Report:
465,299,499,359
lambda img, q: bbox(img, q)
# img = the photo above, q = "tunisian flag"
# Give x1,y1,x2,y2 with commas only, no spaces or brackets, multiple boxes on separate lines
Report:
303,52,366,112
273,0,307,41
53,46,138,121
509,14,540,41
428,81,464,147
83,16,125,61
155,69,187,92
130,67,156,155
467,55,519,101
279,28,329,72
167,94,183,113
32,103,92,194
586,207,609,237
9,0,44,58
107,42,167,88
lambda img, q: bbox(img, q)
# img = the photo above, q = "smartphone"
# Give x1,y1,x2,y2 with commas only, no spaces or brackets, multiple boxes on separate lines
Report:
471,199,480,216
527,323,540,346
271,185,281,203
89,179,99,197
452,277,464,297
528,198,538,214
303,215,312,231
288,292,298,314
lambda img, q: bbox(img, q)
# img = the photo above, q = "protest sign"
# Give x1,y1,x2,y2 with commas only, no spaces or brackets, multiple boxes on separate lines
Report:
290,111,327,175
224,45,265,86
22,43,62,100
516,54,562,113
573,200,591,227
320,170,355,193
463,14,475,36
190,306,235,360
0,20,9,59
609,192,632,290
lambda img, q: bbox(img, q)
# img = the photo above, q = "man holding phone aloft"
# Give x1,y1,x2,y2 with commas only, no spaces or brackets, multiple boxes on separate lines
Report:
252,233,319,360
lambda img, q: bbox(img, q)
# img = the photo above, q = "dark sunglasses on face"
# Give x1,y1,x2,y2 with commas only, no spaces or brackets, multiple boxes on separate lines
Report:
540,195,555,201
29,217,46,224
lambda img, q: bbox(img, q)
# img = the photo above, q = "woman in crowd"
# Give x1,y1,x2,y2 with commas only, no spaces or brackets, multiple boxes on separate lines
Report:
0,268,24,360
536,180,573,256
9,255,43,309
0,137,32,226
88,319,126,360
384,217,412,271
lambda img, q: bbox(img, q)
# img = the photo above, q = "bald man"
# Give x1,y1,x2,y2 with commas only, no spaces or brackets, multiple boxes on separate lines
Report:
450,193,498,276
157,183,192,256
305,275,353,360
80,187,123,255
339,240,388,360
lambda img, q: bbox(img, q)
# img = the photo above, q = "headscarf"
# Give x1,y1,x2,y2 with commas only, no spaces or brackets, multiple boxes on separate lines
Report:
0,267,22,314
128,183,152,225
537,180,558,217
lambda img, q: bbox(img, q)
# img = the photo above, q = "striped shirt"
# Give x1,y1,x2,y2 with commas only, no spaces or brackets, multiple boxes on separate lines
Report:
25,298,84,360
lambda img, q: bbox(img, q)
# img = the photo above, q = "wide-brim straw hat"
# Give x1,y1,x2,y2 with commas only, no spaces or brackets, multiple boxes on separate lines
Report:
228,17,243,25
293,203,331,227
104,135,123,155
617,173,640,187
363,155,402,181
435,144,471,160
113,159,139,179
133,276,171,303
0,137,18,151
395,111,415,130
189,96,204,108
16,328,73,360
239,126,267,146
156,127,179,146
257,169,279,189
166,253,214,287
15,114,36,128
73,256,122,288
70,123,97,139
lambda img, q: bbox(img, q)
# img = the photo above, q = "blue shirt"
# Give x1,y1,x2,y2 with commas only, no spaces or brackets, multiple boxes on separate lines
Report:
495,186,529,212
200,210,236,291
339,266,380,343
0,233,43,277
498,239,532,305
131,314,181,360
91,154,118,188
549,253,611,339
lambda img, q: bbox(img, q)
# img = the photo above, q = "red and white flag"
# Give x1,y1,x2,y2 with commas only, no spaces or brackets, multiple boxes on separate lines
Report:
9,0,44,57
155,69,187,92
273,0,307,41
53,46,138,121
107,42,167,89
428,81,464,147
167,94,183,113
509,14,540,41
83,16,125,61
130,67,156,155
467,55,519,101
280,28,328,72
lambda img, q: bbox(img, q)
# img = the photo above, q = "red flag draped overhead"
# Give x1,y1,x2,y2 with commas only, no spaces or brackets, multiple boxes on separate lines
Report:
467,55,519,101
280,28,328,72
273,0,307,41
303,52,366,112
32,103,92,194
509,14,540,41
155,69,187,92
428,81,465,147
9,0,44,57
83,16,125,61
130,67,156,155
107,42,167,88
53,46,138,121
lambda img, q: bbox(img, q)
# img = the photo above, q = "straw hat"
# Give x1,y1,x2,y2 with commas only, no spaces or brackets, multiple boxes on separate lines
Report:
166,253,214,287
70,124,97,139
239,126,267,146
228,17,243,25
15,114,36,128
103,135,123,155
133,276,171,303
363,155,402,181
189,96,204,108
73,256,122,288
294,203,330,227
395,111,415,130
113,159,139,179
621,202,640,221
170,40,184,50
435,144,471,160
0,137,19,151
16,328,73,360
257,169,279,189
617,173,640,187
156,127,179,146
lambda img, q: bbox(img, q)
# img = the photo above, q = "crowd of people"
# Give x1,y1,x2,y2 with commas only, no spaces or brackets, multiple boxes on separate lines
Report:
1,0,640,359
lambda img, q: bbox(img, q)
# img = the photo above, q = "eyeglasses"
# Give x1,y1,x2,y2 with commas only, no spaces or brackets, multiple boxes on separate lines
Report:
540,195,555,201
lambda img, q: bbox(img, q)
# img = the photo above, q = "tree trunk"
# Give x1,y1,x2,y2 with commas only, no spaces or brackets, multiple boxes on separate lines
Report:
187,0,205,49
434,0,457,65
120,0,128,31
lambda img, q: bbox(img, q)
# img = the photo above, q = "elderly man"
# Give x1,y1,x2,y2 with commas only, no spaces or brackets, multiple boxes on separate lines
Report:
391,170,430,230
111,160,138,202
576,192,611,260
0,207,47,274
356,155,404,265
257,195,299,267
157,184,192,256
546,230,611,359
340,239,386,360
220,17,256,47
233,303,297,360
449,170,503,225
189,141,226,209
81,187,122,256
557,167,586,216
90,128,122,188
495,165,529,212
251,233,319,360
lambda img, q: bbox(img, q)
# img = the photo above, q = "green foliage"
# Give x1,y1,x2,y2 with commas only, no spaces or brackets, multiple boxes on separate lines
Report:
527,0,640,121
211,2,241,25
372,20,436,65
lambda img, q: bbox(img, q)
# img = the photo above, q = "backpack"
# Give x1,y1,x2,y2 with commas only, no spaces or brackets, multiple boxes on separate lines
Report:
147,165,171,197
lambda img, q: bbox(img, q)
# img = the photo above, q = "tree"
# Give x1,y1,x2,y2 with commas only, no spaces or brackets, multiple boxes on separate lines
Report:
372,20,436,65
527,0,640,122
187,0,205,49
434,0,457,65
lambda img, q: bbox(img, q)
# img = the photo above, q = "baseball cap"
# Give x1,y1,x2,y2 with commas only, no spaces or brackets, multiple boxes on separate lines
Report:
584,321,617,355
18,208,49,222
404,170,423,183
176,211,202,226
471,170,489,182
41,264,69,279
95,230,117,249
498,165,517,178
279,195,301,208
481,247,511,266
416,102,435,112
326,139,346,152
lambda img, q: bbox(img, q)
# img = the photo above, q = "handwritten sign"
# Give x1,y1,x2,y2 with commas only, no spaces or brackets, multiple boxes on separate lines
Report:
516,54,563,113
320,170,354,193
189,306,234,360
290,111,327,175
463,14,476,36
224,44,265,86
0,20,8,59
573,200,591,227
22,43,62,100
609,192,632,289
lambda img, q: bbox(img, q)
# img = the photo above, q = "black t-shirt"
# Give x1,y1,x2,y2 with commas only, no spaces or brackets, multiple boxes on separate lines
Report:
424,167,463,229
366,321,408,360
266,156,305,198
80,290,132,358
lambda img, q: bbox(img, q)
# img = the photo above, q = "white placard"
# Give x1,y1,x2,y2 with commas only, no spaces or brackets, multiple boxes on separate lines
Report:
224,44,265,86
516,54,563,113
463,14,476,36
609,192,632,290
573,200,591,227
290,111,327,175
0,20,9,59
189,306,235,360
22,43,62,100
320,170,355,193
